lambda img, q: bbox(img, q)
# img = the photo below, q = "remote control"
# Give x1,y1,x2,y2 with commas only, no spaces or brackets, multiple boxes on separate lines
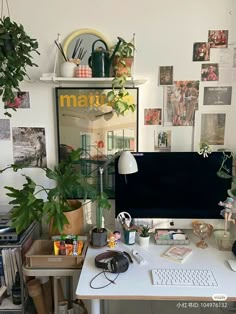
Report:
131,249,145,264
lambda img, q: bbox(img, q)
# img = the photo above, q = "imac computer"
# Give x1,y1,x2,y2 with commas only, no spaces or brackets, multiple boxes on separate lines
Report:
115,152,233,229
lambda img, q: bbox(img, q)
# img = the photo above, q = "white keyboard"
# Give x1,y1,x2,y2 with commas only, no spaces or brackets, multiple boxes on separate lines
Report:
151,269,218,286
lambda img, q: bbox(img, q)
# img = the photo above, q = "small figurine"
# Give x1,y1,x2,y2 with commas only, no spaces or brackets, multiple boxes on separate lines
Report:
113,231,121,243
218,197,235,236
107,234,116,248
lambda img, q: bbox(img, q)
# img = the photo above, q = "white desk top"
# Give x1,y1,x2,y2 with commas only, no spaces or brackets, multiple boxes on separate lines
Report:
76,232,236,301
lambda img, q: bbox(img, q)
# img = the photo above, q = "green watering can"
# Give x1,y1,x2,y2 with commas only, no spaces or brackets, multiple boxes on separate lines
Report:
88,37,123,78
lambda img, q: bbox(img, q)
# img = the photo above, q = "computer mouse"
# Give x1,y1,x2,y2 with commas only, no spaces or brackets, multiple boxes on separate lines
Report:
227,259,236,271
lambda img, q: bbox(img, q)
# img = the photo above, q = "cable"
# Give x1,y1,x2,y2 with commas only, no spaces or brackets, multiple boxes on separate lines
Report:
89,270,120,289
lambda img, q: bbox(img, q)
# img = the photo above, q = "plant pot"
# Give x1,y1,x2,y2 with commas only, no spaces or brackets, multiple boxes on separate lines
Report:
112,56,133,77
139,235,150,247
49,200,84,236
90,228,107,247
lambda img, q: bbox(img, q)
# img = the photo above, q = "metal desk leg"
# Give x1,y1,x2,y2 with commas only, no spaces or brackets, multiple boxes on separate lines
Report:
91,299,100,314
53,276,59,314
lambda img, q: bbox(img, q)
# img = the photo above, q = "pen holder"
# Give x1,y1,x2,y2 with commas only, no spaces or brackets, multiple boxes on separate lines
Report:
123,229,136,245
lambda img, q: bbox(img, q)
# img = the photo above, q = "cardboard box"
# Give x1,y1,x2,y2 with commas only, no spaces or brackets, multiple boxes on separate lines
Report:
25,240,88,268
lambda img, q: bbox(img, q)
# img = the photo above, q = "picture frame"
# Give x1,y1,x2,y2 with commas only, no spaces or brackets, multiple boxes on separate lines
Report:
55,87,139,198
194,111,226,151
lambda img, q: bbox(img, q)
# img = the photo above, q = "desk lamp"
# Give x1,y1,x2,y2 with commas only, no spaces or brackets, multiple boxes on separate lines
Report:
92,150,138,247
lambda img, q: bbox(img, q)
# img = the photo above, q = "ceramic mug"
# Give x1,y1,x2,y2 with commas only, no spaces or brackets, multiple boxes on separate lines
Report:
60,61,76,77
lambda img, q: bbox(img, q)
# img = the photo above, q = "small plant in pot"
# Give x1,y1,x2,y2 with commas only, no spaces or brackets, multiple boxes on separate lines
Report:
138,225,151,247
0,148,97,235
107,37,136,115
0,16,40,117
90,192,111,247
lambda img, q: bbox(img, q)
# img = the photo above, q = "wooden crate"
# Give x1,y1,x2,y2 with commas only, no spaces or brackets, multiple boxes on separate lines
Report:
25,240,87,268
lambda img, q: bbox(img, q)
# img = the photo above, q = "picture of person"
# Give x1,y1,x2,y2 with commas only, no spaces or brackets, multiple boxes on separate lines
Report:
193,42,210,61
201,64,219,81
34,135,46,167
208,30,228,48
164,80,199,126
12,127,47,167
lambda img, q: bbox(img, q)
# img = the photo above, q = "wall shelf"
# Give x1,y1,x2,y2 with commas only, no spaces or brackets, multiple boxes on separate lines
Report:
40,76,147,87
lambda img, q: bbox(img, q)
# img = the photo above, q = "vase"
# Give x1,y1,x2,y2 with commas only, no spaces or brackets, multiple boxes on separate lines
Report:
60,61,76,77
49,200,84,236
139,235,150,247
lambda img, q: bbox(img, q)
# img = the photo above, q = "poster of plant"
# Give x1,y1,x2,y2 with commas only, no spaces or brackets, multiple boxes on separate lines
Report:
144,109,162,125
164,80,199,126
12,127,47,167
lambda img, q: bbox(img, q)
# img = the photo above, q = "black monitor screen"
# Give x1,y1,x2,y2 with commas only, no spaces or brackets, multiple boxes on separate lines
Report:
115,152,232,219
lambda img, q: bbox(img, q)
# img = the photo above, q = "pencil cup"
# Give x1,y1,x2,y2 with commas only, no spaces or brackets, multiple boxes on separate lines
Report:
60,61,76,77
124,229,136,245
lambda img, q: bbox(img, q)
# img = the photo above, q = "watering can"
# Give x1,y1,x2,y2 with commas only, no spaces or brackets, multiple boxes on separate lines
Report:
88,37,123,78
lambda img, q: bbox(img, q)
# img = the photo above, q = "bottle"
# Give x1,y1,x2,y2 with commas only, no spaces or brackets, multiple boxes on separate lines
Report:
59,241,66,255
12,271,21,305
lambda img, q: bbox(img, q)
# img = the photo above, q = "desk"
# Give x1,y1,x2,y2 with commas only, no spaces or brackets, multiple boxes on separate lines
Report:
76,232,236,314
23,266,81,314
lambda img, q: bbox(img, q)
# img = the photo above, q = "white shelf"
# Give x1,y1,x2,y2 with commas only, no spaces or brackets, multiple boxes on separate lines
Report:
40,76,147,86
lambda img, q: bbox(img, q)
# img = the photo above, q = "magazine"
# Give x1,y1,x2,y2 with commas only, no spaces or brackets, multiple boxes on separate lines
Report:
161,246,192,263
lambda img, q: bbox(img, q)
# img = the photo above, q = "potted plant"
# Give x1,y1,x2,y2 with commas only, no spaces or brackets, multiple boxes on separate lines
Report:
106,37,136,115
0,148,98,235
138,225,150,247
0,16,40,117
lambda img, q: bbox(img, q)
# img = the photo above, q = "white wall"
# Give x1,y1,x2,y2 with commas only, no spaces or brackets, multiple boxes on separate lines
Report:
0,0,236,225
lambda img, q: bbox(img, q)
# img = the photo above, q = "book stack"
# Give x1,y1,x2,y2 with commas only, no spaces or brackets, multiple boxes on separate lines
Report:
161,246,193,263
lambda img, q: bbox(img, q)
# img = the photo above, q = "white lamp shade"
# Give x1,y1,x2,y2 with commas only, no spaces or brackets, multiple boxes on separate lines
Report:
118,151,138,174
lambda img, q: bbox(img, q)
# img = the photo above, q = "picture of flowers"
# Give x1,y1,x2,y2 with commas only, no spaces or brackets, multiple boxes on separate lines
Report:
144,109,162,125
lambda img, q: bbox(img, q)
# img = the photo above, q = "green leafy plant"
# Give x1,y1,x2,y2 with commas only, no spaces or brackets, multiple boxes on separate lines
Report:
139,225,150,237
0,16,40,117
0,148,110,234
198,143,236,198
107,38,135,115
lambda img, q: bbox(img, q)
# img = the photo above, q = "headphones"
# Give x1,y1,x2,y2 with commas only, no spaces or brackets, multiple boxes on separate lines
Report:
95,250,133,273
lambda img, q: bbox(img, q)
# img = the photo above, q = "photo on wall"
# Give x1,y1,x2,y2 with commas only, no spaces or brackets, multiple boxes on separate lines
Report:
163,80,199,126
203,86,232,106
194,112,226,150
154,130,171,152
12,127,47,167
192,42,210,61
208,30,228,48
201,63,219,81
0,119,10,140
144,109,162,125
4,92,30,109
159,66,173,85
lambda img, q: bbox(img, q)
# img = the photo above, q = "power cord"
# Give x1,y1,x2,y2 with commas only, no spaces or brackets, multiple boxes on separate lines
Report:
89,270,120,289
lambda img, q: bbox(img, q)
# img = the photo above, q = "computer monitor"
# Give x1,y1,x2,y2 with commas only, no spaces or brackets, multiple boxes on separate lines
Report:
115,152,233,229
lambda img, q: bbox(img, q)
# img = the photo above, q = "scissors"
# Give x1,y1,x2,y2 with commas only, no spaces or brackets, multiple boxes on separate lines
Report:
117,212,132,227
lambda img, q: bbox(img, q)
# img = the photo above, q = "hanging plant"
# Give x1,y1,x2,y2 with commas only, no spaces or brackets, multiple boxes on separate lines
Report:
0,16,40,117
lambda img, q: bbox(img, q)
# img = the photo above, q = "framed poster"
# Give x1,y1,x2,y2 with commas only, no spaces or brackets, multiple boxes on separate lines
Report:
55,87,139,198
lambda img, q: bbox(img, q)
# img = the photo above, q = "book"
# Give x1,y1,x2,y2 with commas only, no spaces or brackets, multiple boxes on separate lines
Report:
161,246,192,263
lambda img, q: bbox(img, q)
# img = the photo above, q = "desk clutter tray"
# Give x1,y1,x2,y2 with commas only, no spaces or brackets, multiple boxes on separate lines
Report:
154,229,190,245
25,239,88,268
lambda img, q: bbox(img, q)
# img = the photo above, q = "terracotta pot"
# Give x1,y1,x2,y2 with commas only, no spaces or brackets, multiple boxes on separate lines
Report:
49,200,84,236
112,57,133,77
